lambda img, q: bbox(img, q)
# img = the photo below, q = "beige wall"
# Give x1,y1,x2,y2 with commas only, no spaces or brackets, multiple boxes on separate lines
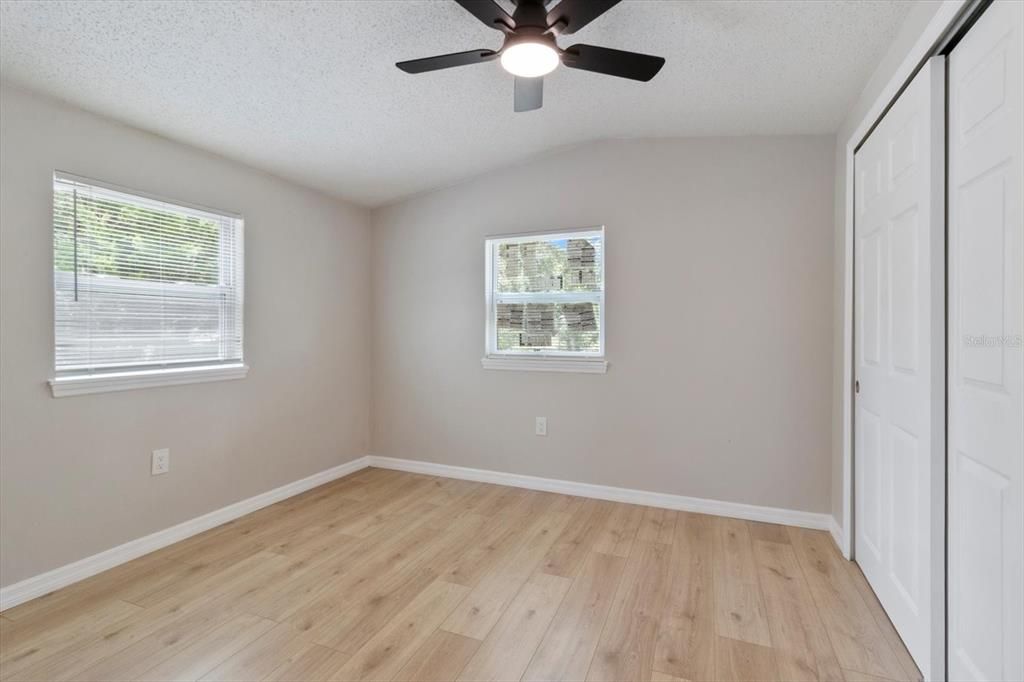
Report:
830,0,946,525
0,94,841,588
371,136,835,514
0,86,372,587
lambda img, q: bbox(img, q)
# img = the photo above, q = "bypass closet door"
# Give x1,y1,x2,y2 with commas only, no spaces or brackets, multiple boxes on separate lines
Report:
948,1,1024,680
853,57,945,680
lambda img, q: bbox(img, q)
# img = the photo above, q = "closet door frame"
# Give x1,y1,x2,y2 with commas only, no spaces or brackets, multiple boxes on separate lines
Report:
839,1,975,563
839,1,995,677
852,56,947,681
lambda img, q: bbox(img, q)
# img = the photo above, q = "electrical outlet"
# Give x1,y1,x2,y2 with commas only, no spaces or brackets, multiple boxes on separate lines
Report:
151,448,170,475
535,417,547,436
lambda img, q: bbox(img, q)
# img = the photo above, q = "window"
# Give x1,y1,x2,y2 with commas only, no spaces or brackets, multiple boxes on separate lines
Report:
50,172,246,396
483,227,607,373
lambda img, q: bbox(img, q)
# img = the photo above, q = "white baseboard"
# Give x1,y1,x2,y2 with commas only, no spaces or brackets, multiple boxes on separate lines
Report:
0,456,370,611
367,456,831,531
828,516,847,557
2,453,833,612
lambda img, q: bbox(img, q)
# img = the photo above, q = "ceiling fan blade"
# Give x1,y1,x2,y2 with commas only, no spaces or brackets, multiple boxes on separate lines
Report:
454,0,514,32
396,49,499,74
514,76,543,112
546,0,622,35
561,44,665,82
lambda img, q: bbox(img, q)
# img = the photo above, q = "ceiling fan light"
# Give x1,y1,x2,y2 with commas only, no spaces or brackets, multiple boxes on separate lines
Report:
500,42,559,78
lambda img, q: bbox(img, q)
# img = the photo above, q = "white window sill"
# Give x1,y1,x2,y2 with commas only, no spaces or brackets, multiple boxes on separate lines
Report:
49,363,249,398
480,356,608,374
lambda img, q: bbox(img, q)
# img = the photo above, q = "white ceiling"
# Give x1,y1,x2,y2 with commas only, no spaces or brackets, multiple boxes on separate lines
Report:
0,0,911,207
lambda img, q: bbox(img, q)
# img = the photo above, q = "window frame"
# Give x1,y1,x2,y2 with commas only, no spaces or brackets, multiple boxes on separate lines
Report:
48,171,248,397
482,226,608,374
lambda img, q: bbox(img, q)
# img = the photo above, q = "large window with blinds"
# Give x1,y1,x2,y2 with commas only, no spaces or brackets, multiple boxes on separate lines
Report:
51,173,244,390
484,228,605,370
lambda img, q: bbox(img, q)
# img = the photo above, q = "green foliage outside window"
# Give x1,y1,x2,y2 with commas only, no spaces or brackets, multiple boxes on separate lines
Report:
54,189,221,285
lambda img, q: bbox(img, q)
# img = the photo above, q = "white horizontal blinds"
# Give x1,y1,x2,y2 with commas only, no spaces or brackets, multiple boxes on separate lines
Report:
493,231,603,353
53,174,243,375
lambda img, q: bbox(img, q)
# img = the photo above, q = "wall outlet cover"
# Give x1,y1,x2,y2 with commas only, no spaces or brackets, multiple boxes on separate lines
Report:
151,448,170,475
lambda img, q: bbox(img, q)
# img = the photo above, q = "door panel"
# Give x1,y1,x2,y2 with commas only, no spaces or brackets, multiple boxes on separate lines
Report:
853,57,945,680
890,207,920,373
948,2,1024,680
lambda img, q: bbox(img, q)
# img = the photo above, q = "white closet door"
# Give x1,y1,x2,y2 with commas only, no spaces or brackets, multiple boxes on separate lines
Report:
948,2,1024,680
853,57,945,680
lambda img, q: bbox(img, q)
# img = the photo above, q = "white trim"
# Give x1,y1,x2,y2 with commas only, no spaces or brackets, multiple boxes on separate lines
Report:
829,516,846,554
486,226,603,244
0,456,369,611
481,355,608,373
1,454,832,612
484,226,606,360
367,455,831,530
54,170,243,221
840,0,966,561
50,363,249,397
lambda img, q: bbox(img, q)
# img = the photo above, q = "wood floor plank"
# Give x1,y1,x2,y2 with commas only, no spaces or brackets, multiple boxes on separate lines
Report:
754,539,843,682
842,560,921,681
419,482,488,531
787,527,907,681
264,515,364,558
523,552,626,682
440,513,527,587
472,485,532,517
457,572,571,681
712,517,772,646
651,672,690,682
329,579,469,681
392,630,480,682
304,512,487,653
714,635,780,682
199,623,313,681
154,490,363,570
0,471,921,682
71,605,243,681
748,521,792,545
592,502,644,558
9,552,289,682
0,552,177,624
334,490,438,538
441,508,572,640
653,512,716,682
541,492,586,517
243,536,375,622
262,644,350,682
317,567,440,654
0,598,141,681
117,561,232,609
587,541,673,682
285,519,446,642
540,498,610,578
637,507,678,545
136,613,276,681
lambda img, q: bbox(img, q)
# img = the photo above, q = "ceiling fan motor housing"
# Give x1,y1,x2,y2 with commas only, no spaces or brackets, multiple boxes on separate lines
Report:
395,0,665,111
509,0,551,31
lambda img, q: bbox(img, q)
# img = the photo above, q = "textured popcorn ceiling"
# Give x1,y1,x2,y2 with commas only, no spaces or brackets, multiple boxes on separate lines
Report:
0,0,911,207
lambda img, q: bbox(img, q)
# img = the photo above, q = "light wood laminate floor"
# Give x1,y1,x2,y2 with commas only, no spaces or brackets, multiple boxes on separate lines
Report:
0,468,921,681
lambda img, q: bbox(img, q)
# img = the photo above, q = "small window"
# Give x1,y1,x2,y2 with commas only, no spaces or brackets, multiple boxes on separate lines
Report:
51,173,245,395
483,227,606,373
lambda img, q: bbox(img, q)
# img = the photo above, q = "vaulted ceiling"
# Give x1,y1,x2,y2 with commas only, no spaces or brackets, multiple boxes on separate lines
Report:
0,1,912,206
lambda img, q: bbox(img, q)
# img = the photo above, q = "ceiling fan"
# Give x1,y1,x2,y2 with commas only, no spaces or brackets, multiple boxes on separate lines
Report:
396,0,665,112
